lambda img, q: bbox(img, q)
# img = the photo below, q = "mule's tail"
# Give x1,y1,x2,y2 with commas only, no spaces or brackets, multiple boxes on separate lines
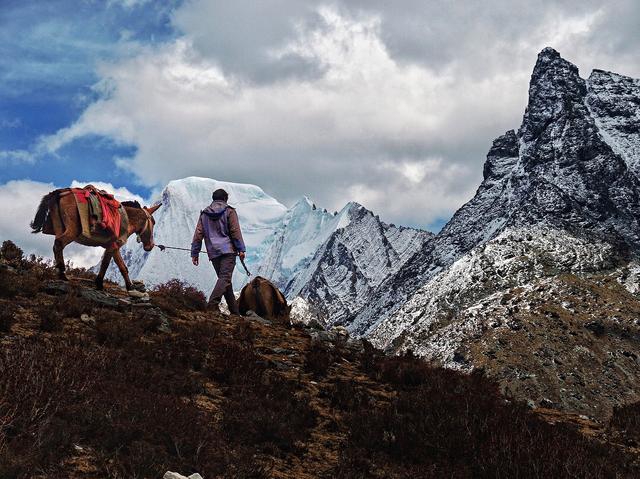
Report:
30,191,57,233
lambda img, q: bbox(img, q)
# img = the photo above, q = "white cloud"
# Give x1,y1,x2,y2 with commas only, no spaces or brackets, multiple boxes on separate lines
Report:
39,8,516,226
0,149,35,164
37,2,638,228
69,180,145,203
0,180,145,268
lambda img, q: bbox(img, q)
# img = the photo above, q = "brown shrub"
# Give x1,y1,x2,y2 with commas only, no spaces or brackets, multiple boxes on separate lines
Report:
84,385,222,478
610,401,640,444
373,353,432,388
222,376,317,455
21,255,56,280
56,288,91,318
95,310,140,347
38,310,63,333
0,305,16,333
231,318,254,343
0,240,23,262
0,269,41,300
0,334,241,478
334,368,632,478
326,379,373,411
304,341,336,378
16,274,40,297
145,321,221,373
0,270,18,299
0,340,103,475
204,339,263,384
150,279,207,314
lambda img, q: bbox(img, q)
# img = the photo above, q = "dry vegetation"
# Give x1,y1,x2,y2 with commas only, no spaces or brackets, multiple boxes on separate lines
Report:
0,240,639,478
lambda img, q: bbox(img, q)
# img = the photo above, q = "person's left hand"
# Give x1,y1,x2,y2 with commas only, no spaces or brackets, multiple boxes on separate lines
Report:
192,256,199,266
238,251,246,261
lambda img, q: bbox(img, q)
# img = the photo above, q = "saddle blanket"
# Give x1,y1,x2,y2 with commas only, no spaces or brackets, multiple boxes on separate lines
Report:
73,186,129,247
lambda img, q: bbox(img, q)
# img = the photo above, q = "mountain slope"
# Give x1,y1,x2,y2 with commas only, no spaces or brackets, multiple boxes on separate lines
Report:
253,197,350,289
350,48,640,420
370,226,640,419
587,69,640,176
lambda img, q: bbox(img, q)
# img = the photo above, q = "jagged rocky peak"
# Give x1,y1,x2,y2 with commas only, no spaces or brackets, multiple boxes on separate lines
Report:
255,195,428,304
482,129,519,182
345,47,640,336
520,47,586,142
505,48,640,244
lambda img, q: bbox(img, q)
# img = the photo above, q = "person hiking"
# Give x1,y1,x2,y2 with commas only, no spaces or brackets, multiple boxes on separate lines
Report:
191,188,246,314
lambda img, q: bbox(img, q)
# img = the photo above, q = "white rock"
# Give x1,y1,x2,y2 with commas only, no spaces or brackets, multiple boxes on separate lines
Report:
127,290,149,300
163,472,203,479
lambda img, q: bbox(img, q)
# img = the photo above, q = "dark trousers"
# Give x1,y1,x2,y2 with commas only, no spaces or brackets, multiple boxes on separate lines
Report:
209,253,239,314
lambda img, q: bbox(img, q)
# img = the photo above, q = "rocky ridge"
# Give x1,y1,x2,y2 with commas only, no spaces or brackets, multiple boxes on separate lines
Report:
343,48,640,420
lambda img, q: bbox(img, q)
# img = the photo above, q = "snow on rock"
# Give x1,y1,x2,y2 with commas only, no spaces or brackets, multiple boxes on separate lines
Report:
104,177,287,295
251,197,433,326
289,296,326,327
254,197,348,288
260,201,434,327
368,226,624,366
587,69,640,176
618,261,640,294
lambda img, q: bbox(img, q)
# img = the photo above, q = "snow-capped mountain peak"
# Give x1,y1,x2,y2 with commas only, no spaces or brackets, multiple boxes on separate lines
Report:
103,177,287,294
254,197,356,286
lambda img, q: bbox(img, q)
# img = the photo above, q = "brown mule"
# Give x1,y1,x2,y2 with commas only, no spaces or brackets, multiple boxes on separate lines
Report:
238,276,291,325
30,188,161,291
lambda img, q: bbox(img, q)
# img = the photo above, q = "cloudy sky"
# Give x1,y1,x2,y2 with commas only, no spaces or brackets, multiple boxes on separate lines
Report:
1,0,639,264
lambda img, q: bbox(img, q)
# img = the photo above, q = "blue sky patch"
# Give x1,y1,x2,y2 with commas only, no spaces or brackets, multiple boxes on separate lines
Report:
0,0,181,196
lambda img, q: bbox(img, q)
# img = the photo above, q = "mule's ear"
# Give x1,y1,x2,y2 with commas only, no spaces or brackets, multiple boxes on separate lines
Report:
147,203,162,215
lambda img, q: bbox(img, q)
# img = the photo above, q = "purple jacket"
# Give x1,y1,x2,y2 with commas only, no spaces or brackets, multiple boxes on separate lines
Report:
191,200,246,259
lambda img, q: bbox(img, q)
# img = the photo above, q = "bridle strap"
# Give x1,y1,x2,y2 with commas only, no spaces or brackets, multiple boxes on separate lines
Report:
136,208,153,242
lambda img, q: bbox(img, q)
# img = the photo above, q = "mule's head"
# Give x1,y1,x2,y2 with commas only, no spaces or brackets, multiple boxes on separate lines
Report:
137,203,161,251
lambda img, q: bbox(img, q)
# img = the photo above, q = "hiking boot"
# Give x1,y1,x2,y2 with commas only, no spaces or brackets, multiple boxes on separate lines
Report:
207,300,221,315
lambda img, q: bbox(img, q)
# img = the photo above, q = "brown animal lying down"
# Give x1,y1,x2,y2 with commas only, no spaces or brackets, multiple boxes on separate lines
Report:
238,276,291,325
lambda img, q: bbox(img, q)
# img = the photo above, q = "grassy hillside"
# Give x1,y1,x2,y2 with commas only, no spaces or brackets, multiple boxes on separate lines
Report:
0,240,638,478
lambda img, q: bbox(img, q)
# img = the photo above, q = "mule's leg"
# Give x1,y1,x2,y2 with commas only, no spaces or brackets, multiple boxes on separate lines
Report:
95,249,114,290
112,249,133,291
52,238,66,280
53,232,78,281
53,195,82,281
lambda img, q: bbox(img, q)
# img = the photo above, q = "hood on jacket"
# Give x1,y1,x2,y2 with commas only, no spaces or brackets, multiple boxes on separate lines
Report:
202,200,229,219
